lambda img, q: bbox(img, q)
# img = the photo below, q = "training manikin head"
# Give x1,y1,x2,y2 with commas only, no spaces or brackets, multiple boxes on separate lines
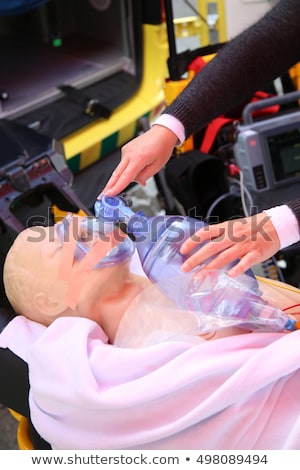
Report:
3,215,136,332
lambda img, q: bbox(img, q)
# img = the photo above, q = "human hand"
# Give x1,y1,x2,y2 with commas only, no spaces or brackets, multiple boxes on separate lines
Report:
101,125,178,196
180,212,281,277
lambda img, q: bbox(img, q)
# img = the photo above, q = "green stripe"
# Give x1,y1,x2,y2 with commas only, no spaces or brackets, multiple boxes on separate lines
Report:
67,112,153,173
100,132,119,158
67,153,81,173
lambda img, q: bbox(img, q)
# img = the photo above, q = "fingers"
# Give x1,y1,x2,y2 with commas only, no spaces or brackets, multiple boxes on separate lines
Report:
201,243,259,274
101,154,152,197
102,159,154,197
181,238,261,277
101,157,135,196
180,213,280,277
100,125,178,197
181,235,242,273
134,161,165,187
226,252,260,277
180,225,226,255
102,173,131,197
180,224,231,273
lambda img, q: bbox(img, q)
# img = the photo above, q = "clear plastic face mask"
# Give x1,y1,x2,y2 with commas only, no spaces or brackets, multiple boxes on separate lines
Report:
56,214,135,269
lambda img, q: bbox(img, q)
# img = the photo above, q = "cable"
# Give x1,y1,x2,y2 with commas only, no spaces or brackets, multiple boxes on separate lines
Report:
238,170,249,217
205,192,232,221
237,170,254,217
206,170,254,221
283,304,300,312
228,173,254,217
256,275,300,294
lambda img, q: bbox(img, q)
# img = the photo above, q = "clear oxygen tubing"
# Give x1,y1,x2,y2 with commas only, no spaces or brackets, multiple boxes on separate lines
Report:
93,195,297,333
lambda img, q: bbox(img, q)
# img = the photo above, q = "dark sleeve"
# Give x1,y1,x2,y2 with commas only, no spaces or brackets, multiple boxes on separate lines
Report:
163,0,300,138
286,199,300,229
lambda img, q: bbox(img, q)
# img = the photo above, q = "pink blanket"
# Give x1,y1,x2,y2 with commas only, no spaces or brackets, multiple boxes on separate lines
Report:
1,314,300,450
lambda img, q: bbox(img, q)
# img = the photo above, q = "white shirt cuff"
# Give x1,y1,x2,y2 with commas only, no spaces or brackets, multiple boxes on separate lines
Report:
152,114,186,146
264,205,300,249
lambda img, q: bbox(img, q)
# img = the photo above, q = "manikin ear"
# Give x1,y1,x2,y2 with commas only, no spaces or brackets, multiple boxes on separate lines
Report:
33,291,66,317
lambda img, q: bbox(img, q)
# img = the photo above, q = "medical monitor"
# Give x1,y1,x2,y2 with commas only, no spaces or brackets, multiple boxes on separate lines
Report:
233,91,300,209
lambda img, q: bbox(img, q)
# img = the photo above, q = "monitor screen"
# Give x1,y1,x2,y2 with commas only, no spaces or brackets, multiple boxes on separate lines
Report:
267,127,300,182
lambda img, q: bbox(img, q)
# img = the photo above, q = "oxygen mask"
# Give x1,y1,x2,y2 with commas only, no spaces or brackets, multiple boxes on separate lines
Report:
56,213,135,269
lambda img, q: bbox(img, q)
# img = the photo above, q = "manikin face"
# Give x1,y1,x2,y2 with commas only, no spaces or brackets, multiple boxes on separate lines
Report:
4,215,135,325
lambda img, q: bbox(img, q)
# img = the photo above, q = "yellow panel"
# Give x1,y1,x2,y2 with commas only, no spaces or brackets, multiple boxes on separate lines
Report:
197,0,227,45
79,142,101,170
61,24,169,161
164,70,195,106
61,97,146,160
117,121,137,147
174,16,203,40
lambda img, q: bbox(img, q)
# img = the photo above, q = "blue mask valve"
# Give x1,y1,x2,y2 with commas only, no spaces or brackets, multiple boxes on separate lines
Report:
284,317,296,331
